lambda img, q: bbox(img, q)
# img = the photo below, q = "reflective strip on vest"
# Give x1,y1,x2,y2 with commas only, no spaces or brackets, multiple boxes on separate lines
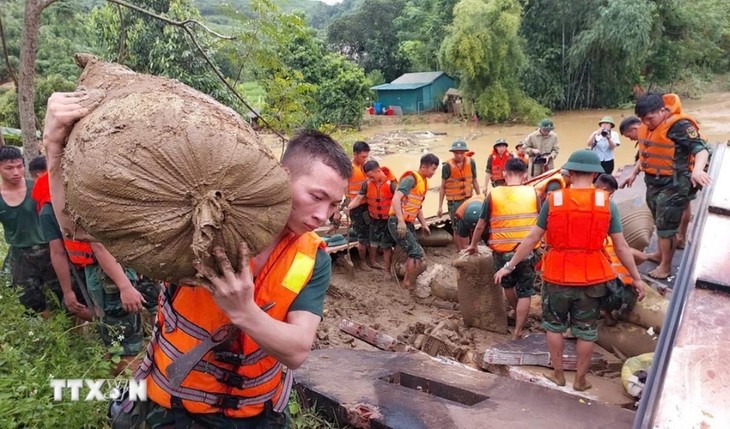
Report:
444,158,473,201
391,171,427,223
283,252,315,294
543,188,615,286
487,186,539,253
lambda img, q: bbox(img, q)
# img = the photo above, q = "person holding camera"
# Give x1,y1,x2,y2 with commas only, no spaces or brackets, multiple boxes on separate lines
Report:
522,118,560,177
586,116,620,174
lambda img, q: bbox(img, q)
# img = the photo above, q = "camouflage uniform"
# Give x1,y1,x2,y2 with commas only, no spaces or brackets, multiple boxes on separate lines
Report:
84,265,160,356
600,278,637,315
7,244,61,312
542,282,608,342
644,119,708,238
387,216,423,259
369,219,394,249
144,402,289,429
493,251,536,299
349,204,370,244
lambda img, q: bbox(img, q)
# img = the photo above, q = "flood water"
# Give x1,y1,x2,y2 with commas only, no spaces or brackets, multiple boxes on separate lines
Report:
270,93,730,218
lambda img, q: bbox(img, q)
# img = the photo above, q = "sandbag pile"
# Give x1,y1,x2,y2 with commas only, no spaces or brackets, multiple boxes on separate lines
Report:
64,54,291,281
452,247,508,333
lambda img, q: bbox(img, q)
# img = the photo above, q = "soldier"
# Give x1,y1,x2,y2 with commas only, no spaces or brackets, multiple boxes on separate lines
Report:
485,139,512,188
438,140,479,250
522,118,560,177
495,150,645,391
622,93,711,278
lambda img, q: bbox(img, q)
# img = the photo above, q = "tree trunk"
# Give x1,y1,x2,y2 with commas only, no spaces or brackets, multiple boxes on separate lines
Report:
18,0,43,163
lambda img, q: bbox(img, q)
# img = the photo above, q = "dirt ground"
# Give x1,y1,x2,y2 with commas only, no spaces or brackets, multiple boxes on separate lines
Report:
315,242,541,366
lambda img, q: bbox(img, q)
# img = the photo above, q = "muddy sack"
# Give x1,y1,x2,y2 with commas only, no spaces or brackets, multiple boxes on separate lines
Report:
621,286,668,332
617,197,654,251
452,247,508,333
416,227,452,247
64,55,291,281
597,321,657,359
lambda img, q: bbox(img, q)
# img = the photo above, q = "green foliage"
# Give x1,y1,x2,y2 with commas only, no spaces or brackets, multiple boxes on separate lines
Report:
0,75,76,130
440,0,544,122
395,0,458,71
326,0,410,82
87,0,236,107
0,287,111,428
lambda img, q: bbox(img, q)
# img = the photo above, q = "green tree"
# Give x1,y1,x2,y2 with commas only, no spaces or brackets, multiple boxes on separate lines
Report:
87,0,235,106
395,0,458,71
326,0,409,82
440,0,545,122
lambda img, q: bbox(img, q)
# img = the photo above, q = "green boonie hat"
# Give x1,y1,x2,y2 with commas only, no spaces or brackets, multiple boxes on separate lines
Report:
494,139,508,148
463,200,483,227
326,234,349,247
562,149,605,173
538,118,554,130
598,116,615,127
450,140,469,151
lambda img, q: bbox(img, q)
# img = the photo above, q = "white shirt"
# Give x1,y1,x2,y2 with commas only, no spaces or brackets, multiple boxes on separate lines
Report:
591,130,620,161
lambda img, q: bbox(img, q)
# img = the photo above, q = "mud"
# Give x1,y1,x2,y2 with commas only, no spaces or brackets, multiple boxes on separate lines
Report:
65,55,291,281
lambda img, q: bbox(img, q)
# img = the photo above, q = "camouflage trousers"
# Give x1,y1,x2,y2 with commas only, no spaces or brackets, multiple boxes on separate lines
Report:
84,264,161,356
387,216,424,259
143,402,289,429
492,251,537,299
6,244,62,312
350,205,370,244
600,278,638,316
645,174,693,238
542,282,608,342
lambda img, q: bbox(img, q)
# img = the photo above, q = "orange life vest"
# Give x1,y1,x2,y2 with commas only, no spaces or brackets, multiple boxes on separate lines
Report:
638,94,700,177
347,161,367,204
515,152,529,165
31,172,96,266
365,167,397,220
489,151,511,182
455,194,485,219
443,158,474,201
542,188,616,286
604,236,632,285
140,232,324,418
526,168,567,202
487,186,540,253
389,171,427,223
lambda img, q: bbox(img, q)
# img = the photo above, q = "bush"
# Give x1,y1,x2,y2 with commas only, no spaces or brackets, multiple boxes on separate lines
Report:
0,286,111,428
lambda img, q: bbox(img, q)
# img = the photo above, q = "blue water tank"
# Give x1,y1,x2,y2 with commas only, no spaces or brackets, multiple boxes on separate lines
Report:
373,102,383,115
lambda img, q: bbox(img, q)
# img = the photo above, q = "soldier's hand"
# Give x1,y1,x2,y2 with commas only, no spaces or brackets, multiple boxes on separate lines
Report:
690,169,712,188
634,280,647,301
494,267,510,285
422,225,431,236
397,219,407,239
194,244,257,320
120,287,145,313
63,291,87,314
437,207,443,218
42,91,99,152
465,244,478,255
620,173,636,188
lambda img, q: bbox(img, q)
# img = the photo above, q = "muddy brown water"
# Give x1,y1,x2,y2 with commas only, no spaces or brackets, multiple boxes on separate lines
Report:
268,93,730,218
375,95,730,217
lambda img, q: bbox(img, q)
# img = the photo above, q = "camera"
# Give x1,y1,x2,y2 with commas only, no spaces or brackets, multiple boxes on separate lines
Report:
533,154,548,165
601,129,609,137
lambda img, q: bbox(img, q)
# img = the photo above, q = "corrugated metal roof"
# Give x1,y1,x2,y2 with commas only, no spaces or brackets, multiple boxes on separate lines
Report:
391,71,444,84
371,83,429,91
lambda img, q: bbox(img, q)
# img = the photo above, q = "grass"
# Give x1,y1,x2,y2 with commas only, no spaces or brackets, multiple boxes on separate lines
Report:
0,230,342,428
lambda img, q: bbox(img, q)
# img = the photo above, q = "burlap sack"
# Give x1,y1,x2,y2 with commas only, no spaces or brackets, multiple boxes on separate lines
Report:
597,321,657,358
452,248,508,333
416,228,452,247
64,54,291,281
617,197,654,251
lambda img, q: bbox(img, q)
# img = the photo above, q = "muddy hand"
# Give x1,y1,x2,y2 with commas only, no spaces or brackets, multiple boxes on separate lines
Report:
42,91,101,150
634,280,647,301
193,243,257,318
397,219,407,239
